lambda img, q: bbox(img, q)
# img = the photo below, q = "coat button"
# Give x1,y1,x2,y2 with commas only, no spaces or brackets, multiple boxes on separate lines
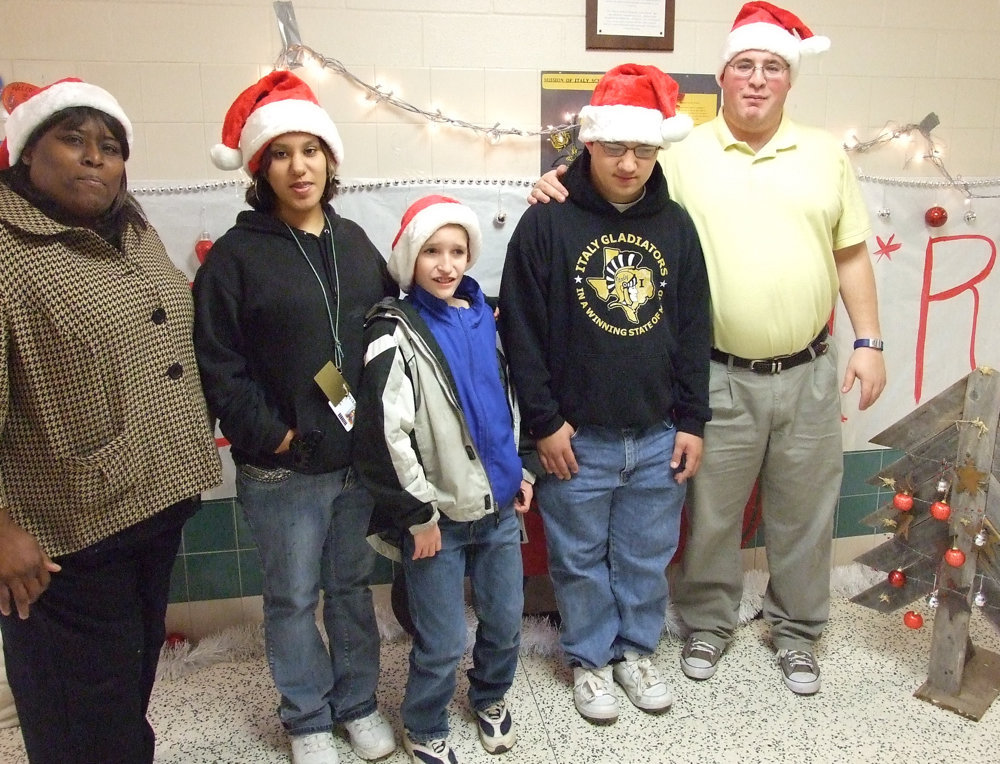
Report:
166,362,183,380
151,307,167,324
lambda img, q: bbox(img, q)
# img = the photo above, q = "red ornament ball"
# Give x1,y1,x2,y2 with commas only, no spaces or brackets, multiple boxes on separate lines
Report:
925,206,948,227
195,233,214,264
903,610,924,629
165,632,188,648
887,569,907,588
929,500,951,521
944,547,966,568
892,491,914,511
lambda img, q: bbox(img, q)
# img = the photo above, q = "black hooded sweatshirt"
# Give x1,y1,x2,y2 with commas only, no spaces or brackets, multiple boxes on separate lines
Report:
498,151,711,440
192,205,396,472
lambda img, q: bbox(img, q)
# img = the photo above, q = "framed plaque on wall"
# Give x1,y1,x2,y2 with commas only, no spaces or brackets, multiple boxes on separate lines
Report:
586,0,675,52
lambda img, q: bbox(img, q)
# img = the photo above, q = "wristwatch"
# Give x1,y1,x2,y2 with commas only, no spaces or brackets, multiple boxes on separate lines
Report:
853,338,884,351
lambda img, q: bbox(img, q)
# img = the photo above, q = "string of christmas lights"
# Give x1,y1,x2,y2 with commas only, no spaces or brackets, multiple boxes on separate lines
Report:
270,2,1000,203
845,113,1000,199
279,43,579,147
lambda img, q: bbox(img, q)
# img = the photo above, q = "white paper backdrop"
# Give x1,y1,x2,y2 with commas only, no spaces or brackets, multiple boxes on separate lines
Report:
136,176,1000,497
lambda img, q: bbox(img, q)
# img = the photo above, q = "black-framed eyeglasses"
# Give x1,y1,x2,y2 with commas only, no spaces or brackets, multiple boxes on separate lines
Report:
597,142,660,160
727,60,789,80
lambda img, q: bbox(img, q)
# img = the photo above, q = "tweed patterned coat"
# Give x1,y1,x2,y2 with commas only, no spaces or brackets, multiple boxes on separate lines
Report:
0,181,222,558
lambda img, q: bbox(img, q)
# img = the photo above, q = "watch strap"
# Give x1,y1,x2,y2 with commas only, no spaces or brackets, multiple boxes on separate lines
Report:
853,338,884,351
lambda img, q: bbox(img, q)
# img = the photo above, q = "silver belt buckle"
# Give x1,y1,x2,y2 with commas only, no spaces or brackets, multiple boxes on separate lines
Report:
749,358,782,374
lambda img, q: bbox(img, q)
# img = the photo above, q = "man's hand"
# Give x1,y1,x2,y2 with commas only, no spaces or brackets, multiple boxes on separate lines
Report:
527,165,569,205
411,524,442,560
842,348,887,411
670,432,703,484
0,511,61,619
536,421,578,480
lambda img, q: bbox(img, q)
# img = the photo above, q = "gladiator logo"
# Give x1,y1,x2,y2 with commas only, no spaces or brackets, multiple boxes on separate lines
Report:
586,248,655,325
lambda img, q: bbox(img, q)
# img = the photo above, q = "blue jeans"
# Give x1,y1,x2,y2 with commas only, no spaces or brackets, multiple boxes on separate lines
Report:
237,465,380,736
401,505,523,741
536,421,685,669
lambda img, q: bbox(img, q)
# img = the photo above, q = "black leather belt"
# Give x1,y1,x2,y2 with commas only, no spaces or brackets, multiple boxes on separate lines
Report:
711,328,829,375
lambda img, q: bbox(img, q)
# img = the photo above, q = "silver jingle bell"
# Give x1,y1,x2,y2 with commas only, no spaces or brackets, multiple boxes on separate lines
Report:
974,590,987,607
927,592,940,608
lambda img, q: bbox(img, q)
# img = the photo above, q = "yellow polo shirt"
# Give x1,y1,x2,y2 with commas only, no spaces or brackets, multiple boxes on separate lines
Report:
662,114,871,358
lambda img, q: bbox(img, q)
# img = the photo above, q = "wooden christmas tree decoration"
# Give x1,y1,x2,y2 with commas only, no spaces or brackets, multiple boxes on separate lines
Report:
852,368,1000,720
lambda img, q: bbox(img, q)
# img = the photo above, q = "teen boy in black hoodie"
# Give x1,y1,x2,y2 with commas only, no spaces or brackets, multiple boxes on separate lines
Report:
499,64,710,724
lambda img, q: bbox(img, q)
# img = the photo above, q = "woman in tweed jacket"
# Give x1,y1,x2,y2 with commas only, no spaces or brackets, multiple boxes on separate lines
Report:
0,79,221,764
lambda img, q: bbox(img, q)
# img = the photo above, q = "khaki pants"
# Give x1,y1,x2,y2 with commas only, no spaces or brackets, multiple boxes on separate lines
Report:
672,348,842,653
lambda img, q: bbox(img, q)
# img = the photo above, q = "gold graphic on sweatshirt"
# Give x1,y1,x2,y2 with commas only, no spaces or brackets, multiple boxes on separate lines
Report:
586,249,655,325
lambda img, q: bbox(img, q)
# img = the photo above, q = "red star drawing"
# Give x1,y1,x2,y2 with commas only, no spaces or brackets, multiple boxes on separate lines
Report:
873,234,901,262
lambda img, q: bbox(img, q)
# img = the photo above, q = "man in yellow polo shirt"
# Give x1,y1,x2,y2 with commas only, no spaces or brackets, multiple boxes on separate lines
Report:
529,2,886,695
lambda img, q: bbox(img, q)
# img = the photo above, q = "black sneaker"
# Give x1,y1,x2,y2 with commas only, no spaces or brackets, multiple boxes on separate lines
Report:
680,636,722,680
475,699,516,754
777,649,821,694
403,734,458,764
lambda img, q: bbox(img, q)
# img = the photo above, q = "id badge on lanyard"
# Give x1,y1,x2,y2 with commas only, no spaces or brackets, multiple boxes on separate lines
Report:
314,361,356,431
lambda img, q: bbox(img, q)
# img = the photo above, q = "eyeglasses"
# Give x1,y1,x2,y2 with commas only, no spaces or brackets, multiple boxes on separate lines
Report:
597,142,660,160
726,60,789,80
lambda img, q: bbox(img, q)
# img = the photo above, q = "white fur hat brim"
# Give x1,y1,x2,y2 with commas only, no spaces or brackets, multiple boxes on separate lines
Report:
579,103,692,146
719,21,830,84
2,80,133,167
211,98,344,174
389,200,482,293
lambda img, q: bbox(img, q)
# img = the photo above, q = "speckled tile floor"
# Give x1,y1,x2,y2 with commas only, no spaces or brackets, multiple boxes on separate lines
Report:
2,597,999,763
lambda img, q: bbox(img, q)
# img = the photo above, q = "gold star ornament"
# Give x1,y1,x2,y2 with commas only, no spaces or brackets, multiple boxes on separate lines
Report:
955,460,988,496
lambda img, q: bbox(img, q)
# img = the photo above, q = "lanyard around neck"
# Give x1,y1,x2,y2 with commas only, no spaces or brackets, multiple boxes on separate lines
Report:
285,214,344,368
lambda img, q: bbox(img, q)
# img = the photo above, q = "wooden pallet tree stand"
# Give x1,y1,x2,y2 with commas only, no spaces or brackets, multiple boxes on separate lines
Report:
851,368,1000,720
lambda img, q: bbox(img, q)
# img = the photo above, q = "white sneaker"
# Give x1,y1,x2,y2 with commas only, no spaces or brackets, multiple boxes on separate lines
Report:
612,651,673,712
572,665,619,723
343,710,396,760
291,732,339,764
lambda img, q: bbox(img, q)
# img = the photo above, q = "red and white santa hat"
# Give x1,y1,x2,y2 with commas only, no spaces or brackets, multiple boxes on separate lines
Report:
211,70,344,175
0,78,133,170
578,64,692,147
389,195,482,293
719,2,830,83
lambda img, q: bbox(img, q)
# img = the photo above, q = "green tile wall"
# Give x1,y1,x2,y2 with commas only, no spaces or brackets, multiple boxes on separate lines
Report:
170,448,905,603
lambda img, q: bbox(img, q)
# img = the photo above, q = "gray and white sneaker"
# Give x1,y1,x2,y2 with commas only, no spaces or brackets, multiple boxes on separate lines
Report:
680,636,723,680
777,649,821,695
